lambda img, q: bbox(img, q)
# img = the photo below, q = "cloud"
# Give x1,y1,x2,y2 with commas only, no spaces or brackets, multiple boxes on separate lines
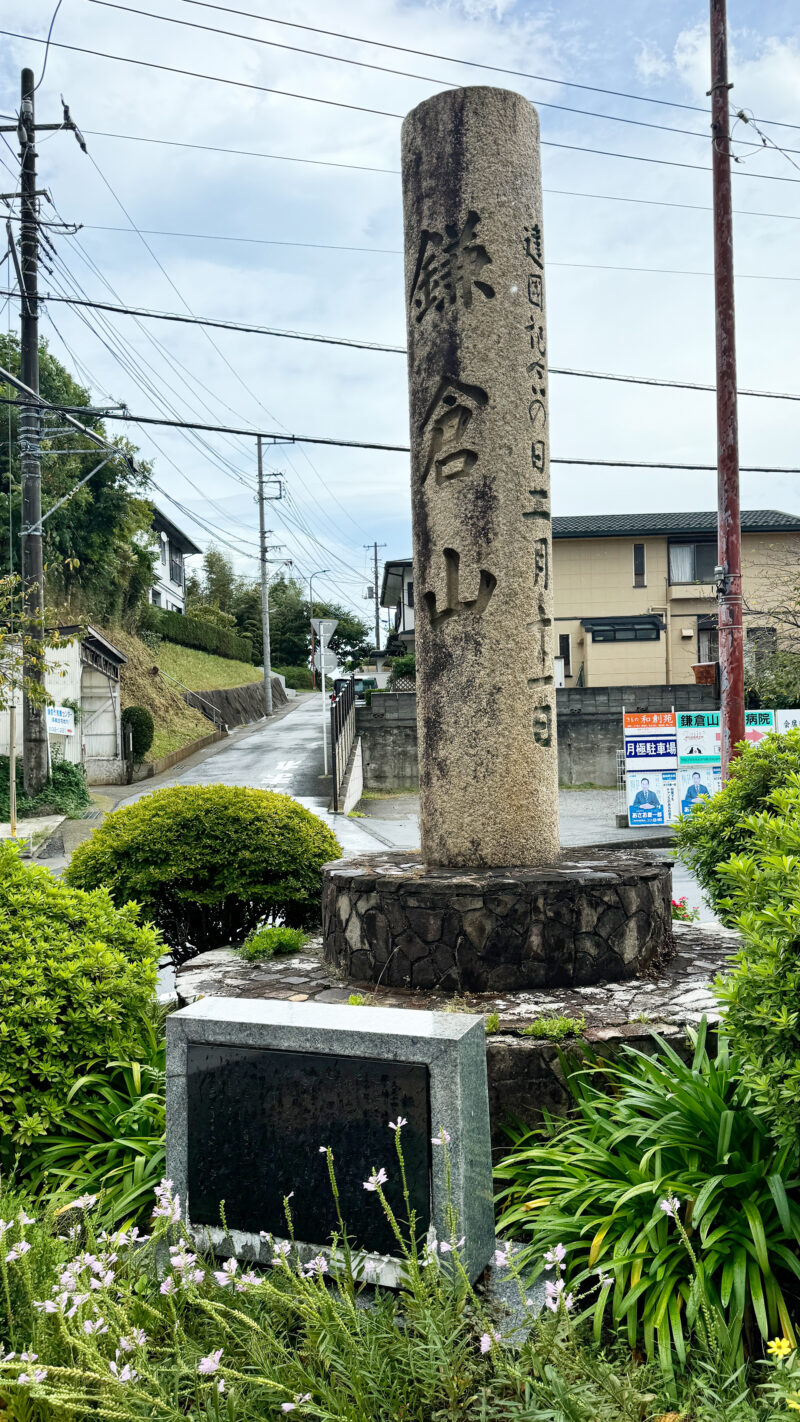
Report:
634,41,671,83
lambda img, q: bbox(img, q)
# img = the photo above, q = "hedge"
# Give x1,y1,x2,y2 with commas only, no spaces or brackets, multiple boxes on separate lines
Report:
0,842,160,1157
153,608,254,663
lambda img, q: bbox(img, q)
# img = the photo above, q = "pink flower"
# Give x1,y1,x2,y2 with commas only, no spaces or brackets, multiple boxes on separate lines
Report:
118,1330,147,1351
217,1378,226,1394
388,1117,407,1130
363,1167,388,1192
17,1371,46,1385
83,1317,108,1335
68,1194,98,1211
6,1241,31,1263
479,1330,500,1353
303,1255,328,1278
159,1276,176,1296
213,1259,238,1288
33,1300,58,1313
198,1350,223,1375
318,1146,329,1154
431,1129,451,1146
108,1361,137,1383
272,1240,291,1267
544,1243,566,1269
659,1196,680,1220
438,1237,465,1254
493,1245,512,1269
282,1395,311,1413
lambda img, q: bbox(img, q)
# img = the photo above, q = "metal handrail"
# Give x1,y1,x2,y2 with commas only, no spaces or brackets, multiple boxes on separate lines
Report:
330,675,356,811
155,666,226,731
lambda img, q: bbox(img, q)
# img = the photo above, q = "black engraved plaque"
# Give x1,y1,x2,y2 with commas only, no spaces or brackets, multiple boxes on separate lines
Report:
187,1044,431,1258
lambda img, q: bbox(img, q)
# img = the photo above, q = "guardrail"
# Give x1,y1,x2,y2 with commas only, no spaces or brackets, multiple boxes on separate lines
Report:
154,666,227,732
330,675,356,812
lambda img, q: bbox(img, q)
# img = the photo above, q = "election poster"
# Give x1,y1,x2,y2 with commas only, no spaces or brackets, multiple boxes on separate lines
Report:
626,770,678,827
679,763,722,815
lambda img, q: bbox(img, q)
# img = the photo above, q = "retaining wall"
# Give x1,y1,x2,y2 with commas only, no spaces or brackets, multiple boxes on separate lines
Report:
357,684,720,790
185,677,287,728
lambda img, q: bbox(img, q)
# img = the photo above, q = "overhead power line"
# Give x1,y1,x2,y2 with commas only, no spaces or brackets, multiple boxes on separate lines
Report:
52,221,800,283
170,0,800,134
9,288,800,403
77,129,800,225
88,0,791,154
4,396,800,472
4,30,800,185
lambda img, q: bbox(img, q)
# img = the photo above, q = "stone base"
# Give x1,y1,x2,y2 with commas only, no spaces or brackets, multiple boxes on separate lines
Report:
322,850,672,992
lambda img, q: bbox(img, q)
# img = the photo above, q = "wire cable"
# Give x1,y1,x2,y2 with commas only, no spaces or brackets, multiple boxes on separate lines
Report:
5,30,800,185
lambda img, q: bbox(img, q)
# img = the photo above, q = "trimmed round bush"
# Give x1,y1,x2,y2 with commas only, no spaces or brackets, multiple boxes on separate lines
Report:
121,705,155,761
0,841,160,1158
64,784,342,955
674,727,800,919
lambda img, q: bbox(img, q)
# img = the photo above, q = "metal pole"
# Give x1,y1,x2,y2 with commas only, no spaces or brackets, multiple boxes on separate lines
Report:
256,436,273,716
309,576,316,692
8,697,16,837
709,0,744,778
320,643,328,775
373,541,380,654
19,67,47,794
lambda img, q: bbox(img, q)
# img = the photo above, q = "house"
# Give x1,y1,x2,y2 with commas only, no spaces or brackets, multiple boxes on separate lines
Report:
380,558,415,648
150,508,202,615
0,626,128,784
382,509,800,686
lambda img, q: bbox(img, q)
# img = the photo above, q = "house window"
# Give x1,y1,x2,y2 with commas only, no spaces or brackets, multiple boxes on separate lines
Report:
558,633,572,676
406,581,414,608
590,622,660,643
160,537,167,565
633,543,646,588
668,541,717,584
698,618,718,663
151,590,162,608
169,550,184,586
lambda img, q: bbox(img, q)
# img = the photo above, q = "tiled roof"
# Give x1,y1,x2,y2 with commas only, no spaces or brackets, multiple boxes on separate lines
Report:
552,510,800,539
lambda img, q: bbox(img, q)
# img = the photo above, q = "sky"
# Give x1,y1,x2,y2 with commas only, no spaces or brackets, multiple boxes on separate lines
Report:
1,0,799,622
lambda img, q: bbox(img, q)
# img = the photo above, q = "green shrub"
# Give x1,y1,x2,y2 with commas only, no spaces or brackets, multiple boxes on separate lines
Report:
715,774,800,1147
674,729,800,918
65,784,342,956
0,753,90,820
495,1022,800,1360
153,607,253,662
518,1015,586,1041
21,1004,166,1227
274,664,313,690
389,652,416,684
238,924,305,960
0,842,160,1158
121,704,154,762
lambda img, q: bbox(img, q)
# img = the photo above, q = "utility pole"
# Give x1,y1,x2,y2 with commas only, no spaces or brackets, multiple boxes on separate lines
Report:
364,542,386,663
255,437,284,717
709,0,745,779
18,68,46,793
308,569,329,691
1,73,85,793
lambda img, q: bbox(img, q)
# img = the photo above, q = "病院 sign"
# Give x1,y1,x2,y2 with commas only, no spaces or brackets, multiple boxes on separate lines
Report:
46,705,75,737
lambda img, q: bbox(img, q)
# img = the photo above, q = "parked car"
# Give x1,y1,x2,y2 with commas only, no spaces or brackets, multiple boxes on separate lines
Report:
332,676,377,704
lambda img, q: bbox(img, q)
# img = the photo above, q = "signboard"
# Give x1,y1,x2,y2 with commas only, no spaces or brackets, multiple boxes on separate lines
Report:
776,709,800,734
676,710,720,763
626,769,678,826
745,709,774,744
311,617,338,648
313,648,338,673
46,705,75,737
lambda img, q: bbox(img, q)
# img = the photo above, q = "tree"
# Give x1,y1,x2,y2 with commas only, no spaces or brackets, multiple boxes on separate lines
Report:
202,548,237,613
0,334,155,624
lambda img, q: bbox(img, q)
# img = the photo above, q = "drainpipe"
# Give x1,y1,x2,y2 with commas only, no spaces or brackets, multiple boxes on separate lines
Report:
649,596,672,684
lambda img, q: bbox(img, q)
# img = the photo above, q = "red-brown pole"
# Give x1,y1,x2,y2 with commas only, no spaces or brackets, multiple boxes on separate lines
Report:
710,0,745,779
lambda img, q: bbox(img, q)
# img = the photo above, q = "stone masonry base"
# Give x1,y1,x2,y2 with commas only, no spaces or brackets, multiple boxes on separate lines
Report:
321,850,673,992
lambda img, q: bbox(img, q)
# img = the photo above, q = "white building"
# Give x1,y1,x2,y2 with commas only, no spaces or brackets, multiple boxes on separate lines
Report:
150,508,201,615
380,557,415,649
0,626,128,785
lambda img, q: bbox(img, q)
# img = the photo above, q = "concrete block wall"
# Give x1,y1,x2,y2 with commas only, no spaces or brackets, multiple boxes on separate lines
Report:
357,685,720,791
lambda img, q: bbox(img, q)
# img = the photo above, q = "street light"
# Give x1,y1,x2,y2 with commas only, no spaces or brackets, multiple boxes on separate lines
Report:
309,570,330,691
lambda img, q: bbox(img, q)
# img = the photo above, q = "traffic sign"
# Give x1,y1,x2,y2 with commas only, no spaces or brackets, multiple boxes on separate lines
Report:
313,648,338,673
311,617,338,647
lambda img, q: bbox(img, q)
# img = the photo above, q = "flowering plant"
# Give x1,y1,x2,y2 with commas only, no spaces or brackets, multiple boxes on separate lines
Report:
671,895,699,922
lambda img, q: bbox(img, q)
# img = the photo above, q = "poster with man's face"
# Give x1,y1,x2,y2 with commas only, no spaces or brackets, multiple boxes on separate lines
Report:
679,764,722,815
627,771,678,826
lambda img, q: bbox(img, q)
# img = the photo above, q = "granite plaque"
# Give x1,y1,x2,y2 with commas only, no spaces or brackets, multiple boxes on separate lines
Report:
167,998,495,1285
187,1043,431,1258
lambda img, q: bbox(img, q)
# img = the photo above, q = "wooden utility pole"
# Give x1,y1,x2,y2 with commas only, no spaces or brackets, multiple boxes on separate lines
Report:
709,0,745,779
18,68,47,793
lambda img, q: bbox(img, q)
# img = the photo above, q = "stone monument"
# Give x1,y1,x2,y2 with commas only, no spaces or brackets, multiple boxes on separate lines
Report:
404,85,558,869
322,86,672,992
166,997,495,1285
